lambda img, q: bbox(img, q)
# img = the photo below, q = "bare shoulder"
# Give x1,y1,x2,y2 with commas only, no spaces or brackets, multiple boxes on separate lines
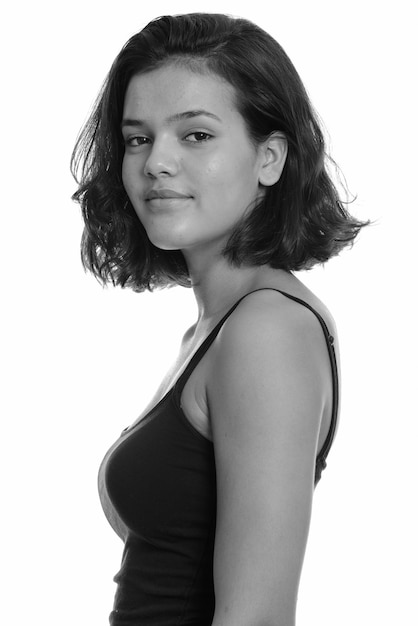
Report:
207,287,334,439
212,287,335,370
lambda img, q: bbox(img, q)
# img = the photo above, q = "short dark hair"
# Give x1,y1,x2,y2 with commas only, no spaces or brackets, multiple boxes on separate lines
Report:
71,12,368,291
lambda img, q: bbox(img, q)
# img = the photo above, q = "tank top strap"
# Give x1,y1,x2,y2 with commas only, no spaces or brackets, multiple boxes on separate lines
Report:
172,288,339,471
265,290,340,471
172,290,257,403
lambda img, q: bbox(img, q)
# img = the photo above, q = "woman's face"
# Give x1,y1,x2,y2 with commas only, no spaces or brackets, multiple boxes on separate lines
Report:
121,63,267,256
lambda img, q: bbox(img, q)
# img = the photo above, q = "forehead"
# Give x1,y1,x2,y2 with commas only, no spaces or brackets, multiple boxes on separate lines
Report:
123,64,239,121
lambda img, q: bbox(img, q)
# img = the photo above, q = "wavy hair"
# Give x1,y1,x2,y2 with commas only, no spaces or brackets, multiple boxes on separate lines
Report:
71,13,368,290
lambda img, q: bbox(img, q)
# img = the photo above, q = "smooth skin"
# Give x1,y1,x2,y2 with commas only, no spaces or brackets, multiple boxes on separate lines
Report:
121,63,339,626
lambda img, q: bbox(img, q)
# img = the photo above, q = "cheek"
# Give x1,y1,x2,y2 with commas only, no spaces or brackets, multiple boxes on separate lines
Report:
121,158,142,204
121,157,132,190
121,158,129,191
201,154,238,191
121,159,146,223
205,156,257,201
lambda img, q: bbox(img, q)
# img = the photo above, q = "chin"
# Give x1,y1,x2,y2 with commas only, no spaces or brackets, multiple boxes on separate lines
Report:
144,224,195,251
152,242,184,252
146,232,187,251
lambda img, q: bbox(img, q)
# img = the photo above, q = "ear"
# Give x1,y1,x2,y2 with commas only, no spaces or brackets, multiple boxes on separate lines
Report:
258,132,288,187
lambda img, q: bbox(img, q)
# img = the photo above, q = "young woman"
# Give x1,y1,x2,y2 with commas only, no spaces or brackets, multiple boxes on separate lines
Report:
72,13,367,626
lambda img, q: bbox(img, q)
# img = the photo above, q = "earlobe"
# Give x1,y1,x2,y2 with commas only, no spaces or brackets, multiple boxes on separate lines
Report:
258,132,288,187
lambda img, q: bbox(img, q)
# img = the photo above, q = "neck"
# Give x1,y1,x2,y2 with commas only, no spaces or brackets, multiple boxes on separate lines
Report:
183,247,266,324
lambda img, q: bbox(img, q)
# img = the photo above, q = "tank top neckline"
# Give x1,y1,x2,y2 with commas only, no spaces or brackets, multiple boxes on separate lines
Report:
123,288,339,469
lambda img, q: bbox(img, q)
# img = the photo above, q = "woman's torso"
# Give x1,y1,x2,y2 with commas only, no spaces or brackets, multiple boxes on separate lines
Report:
98,272,339,625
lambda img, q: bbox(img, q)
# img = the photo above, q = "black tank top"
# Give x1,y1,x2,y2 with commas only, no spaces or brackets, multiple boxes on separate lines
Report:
98,289,339,625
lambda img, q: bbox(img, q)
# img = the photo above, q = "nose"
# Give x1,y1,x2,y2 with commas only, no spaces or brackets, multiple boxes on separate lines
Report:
144,137,179,178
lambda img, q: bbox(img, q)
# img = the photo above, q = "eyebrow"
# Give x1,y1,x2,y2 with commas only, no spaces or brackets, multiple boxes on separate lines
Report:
121,109,222,129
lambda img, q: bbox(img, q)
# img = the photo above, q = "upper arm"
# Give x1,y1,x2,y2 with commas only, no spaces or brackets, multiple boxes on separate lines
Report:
207,291,331,626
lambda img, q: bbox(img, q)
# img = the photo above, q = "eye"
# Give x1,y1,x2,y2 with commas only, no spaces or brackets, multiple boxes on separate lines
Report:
184,131,213,143
124,136,151,147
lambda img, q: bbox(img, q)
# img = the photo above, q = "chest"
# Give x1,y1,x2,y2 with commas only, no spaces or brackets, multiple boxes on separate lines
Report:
128,335,214,439
103,394,216,539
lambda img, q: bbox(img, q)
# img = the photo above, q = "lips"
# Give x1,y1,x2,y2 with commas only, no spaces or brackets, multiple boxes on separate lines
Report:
145,188,191,201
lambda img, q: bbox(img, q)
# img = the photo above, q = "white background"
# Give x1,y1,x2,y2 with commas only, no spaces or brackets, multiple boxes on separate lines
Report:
2,0,417,624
